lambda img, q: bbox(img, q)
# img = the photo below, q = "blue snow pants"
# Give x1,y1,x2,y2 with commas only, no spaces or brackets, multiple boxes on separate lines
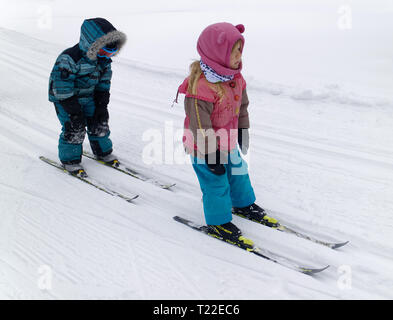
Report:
54,98,112,164
191,150,256,226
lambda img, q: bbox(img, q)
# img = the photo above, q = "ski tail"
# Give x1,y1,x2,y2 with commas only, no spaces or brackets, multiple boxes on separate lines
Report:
39,156,139,203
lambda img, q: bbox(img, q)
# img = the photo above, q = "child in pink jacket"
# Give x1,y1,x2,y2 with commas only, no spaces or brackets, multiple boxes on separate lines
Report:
177,22,278,247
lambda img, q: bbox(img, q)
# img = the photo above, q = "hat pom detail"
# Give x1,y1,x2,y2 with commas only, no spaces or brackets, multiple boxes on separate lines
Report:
235,24,245,33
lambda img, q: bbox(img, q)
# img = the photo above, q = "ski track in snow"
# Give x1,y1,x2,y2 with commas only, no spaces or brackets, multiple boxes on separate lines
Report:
0,26,392,299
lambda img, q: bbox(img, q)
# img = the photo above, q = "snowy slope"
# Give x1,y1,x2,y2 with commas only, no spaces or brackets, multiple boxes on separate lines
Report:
1,1,393,299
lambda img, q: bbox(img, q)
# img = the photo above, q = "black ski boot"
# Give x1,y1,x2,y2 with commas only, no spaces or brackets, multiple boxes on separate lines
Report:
207,221,254,250
232,203,280,228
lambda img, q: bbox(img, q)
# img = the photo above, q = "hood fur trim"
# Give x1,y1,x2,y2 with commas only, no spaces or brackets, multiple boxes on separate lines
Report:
86,30,127,61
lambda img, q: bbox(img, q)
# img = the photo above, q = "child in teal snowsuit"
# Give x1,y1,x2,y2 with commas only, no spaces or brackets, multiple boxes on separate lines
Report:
48,18,126,170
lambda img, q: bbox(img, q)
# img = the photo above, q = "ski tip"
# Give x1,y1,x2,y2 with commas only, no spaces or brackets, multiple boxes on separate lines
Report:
301,265,330,275
332,241,349,249
127,195,139,202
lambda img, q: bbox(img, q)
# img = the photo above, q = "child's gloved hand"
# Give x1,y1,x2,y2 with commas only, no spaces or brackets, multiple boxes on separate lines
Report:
238,128,249,155
88,91,110,136
94,90,110,109
205,150,226,175
94,105,109,124
61,95,82,115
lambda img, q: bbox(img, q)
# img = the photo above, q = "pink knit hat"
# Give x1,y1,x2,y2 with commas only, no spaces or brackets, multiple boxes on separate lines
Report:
197,22,245,76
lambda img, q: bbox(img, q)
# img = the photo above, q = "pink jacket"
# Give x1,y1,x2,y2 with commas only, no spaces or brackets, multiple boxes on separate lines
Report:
178,73,249,157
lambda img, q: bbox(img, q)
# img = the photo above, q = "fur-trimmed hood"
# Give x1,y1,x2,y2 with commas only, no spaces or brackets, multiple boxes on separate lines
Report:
79,18,127,61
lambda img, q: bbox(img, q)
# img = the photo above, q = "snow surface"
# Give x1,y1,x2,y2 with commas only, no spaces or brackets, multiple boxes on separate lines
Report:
0,0,392,299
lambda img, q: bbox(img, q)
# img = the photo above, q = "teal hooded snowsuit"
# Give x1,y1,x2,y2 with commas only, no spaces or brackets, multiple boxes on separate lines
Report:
48,18,126,164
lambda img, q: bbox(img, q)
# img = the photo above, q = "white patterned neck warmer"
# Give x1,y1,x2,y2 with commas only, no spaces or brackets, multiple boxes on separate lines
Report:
200,60,234,83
